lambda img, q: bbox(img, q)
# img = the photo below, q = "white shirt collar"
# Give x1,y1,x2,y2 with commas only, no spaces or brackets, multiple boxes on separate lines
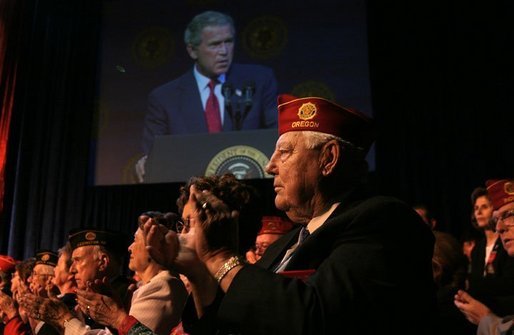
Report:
193,66,226,91
306,202,340,234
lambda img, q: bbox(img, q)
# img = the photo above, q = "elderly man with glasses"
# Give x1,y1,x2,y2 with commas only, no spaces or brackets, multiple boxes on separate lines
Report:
455,179,514,335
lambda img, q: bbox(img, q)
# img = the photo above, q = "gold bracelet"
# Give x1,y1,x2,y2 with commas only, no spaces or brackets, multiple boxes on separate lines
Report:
214,256,243,283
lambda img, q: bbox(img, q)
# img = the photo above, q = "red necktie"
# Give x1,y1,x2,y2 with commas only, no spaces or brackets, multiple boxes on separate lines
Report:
205,80,222,132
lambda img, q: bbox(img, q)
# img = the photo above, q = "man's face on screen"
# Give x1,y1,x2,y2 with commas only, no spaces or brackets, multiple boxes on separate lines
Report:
188,24,234,78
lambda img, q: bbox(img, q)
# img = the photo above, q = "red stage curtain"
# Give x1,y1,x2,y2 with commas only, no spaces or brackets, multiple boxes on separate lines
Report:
0,0,20,213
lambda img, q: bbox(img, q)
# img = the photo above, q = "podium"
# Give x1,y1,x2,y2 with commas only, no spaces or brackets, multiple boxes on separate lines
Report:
144,129,278,183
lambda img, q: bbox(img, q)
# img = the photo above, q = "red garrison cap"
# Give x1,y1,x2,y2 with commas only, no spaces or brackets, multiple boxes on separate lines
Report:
277,94,376,151
486,179,514,210
0,255,17,273
258,216,294,235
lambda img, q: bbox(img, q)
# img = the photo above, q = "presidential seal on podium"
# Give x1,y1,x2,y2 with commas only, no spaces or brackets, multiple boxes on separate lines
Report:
205,145,272,180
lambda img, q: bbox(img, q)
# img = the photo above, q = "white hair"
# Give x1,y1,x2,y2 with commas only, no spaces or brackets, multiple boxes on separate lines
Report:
301,131,363,152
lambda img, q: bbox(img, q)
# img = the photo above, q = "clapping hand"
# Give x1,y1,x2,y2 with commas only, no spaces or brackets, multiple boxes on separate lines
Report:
0,290,18,322
76,287,128,329
18,292,73,331
454,289,492,325
141,214,180,269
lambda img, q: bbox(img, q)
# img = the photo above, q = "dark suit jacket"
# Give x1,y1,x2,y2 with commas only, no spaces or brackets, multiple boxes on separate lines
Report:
210,191,438,335
35,323,59,335
468,236,514,316
142,63,278,154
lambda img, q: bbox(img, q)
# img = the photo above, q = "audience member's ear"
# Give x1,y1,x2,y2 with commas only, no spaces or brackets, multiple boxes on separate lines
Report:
319,140,340,176
97,253,110,272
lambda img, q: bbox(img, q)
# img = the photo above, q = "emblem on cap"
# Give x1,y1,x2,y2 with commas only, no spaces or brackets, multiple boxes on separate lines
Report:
41,254,50,261
85,232,96,241
298,102,317,120
505,182,514,195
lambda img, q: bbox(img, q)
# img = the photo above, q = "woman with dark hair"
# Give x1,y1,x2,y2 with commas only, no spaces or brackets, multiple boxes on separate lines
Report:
176,174,262,254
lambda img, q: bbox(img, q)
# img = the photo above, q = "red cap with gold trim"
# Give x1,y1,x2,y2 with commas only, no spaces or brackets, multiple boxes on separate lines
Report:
258,216,294,235
277,94,376,151
0,255,17,273
486,179,514,210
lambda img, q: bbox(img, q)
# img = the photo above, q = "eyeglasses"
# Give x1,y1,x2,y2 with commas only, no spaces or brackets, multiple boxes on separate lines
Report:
175,217,193,233
493,210,514,231
255,243,270,252
31,271,54,278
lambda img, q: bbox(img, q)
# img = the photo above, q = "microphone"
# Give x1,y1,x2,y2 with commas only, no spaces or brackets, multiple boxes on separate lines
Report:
222,82,233,109
243,81,255,108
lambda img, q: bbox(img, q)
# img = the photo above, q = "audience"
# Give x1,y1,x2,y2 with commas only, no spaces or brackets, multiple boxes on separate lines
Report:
1,258,35,335
4,97,511,335
55,174,258,334
59,213,190,335
29,250,59,335
124,212,188,335
29,250,58,297
455,178,514,334
14,220,190,335
18,228,132,334
0,255,17,335
466,186,514,317
51,243,77,311
117,94,440,334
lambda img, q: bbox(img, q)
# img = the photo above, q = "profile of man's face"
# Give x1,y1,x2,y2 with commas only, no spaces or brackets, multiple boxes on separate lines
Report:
70,246,101,290
29,264,54,294
496,202,514,256
266,132,322,221
188,24,234,78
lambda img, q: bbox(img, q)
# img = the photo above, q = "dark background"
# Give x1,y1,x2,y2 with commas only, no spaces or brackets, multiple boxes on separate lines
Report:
1,0,513,259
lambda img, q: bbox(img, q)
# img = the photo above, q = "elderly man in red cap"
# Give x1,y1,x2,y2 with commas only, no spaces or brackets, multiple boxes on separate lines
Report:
455,178,514,335
246,216,294,264
119,94,437,335
0,254,17,332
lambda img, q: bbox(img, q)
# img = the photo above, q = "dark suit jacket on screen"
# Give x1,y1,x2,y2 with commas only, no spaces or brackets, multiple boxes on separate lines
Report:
141,63,278,154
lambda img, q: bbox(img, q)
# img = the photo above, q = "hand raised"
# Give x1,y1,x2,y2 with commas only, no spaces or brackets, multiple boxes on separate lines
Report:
76,288,128,329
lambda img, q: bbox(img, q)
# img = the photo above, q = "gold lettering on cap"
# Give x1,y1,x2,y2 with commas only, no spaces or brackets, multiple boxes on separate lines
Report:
85,232,96,241
297,102,317,120
291,121,320,128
